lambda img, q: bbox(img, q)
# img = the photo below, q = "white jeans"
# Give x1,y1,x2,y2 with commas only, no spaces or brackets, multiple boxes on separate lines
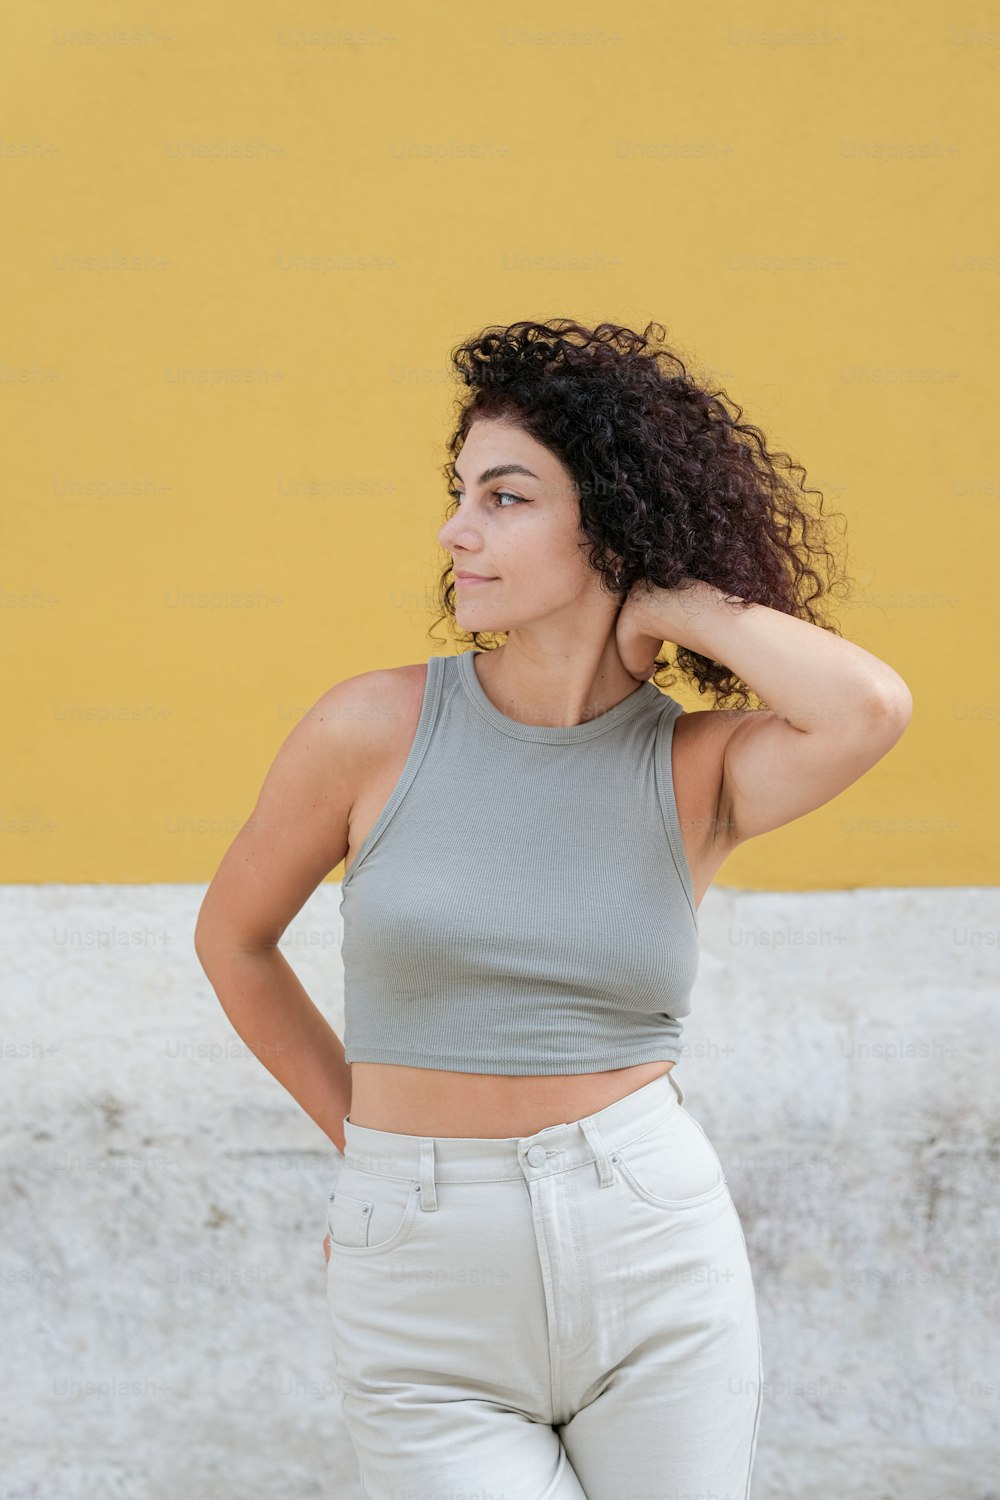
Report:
325,1070,763,1500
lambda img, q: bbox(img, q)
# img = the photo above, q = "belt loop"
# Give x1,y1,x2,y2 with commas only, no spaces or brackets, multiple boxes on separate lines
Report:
579,1117,614,1188
668,1070,686,1107
418,1138,438,1211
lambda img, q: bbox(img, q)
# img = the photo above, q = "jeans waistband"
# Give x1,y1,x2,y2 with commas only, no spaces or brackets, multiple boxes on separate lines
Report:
340,1069,686,1190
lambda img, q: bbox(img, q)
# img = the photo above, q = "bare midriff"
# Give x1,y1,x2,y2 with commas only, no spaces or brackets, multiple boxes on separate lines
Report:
346,1057,675,1139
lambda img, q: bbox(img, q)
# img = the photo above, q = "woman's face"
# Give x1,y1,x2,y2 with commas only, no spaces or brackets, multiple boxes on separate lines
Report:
438,418,613,633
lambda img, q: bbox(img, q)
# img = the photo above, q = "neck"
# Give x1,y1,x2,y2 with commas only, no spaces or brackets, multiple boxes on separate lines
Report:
474,632,642,730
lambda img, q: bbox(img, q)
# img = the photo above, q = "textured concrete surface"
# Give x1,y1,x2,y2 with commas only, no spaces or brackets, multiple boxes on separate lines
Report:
2,882,998,1499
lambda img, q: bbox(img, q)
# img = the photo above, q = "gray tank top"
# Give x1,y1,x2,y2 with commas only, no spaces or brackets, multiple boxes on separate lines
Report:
339,649,699,1074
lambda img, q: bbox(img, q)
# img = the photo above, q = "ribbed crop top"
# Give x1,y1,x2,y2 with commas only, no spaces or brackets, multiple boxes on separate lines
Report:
338,649,700,1075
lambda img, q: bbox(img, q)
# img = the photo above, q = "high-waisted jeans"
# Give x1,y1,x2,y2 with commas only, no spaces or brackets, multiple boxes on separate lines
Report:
325,1070,764,1500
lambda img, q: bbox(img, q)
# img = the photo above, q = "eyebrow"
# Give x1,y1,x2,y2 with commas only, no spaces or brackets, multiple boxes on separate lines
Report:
452,462,541,486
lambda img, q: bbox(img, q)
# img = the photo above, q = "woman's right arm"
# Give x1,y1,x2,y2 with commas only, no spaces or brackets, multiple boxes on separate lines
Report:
193,671,383,1155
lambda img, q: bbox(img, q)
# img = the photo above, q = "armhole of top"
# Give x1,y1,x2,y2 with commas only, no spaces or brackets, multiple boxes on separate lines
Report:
653,699,699,929
339,655,446,894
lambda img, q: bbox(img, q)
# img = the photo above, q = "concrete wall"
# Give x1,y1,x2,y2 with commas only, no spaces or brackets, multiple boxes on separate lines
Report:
3,882,998,1500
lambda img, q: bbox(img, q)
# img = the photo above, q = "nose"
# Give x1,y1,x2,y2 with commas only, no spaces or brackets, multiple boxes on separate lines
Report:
438,510,482,557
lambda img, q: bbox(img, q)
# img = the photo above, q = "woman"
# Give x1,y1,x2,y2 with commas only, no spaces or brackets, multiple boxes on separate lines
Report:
195,319,912,1499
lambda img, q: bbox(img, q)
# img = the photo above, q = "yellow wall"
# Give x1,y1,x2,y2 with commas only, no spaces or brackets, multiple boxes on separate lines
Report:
3,3,993,888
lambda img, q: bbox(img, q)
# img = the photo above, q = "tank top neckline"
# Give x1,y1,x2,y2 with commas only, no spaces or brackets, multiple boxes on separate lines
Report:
454,648,663,744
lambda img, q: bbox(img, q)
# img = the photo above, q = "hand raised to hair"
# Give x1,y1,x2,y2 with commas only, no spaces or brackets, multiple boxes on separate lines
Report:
615,587,665,684
615,577,705,683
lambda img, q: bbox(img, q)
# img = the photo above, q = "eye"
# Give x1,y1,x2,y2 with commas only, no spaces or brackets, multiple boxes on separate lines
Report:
447,488,529,509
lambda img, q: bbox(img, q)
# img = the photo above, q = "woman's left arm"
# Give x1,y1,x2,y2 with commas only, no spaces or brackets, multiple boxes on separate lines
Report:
616,578,913,847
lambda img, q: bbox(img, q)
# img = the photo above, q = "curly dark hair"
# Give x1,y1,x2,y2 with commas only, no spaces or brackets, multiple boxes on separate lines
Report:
430,317,854,711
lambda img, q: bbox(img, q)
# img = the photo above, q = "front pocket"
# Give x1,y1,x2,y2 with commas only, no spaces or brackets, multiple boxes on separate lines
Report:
612,1107,729,1210
329,1190,373,1247
327,1166,420,1256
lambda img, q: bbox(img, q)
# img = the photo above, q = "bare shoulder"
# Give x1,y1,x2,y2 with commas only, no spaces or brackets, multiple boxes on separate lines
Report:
314,661,428,762
332,663,430,877
317,661,430,821
194,662,428,953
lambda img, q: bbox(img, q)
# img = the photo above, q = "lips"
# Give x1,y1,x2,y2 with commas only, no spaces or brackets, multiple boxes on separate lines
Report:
455,571,497,581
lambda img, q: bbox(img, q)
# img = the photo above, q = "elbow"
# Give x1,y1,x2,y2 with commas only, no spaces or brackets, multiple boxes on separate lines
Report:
863,675,913,743
193,922,214,969
194,889,229,964
193,906,226,967
193,903,212,961
194,916,277,966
